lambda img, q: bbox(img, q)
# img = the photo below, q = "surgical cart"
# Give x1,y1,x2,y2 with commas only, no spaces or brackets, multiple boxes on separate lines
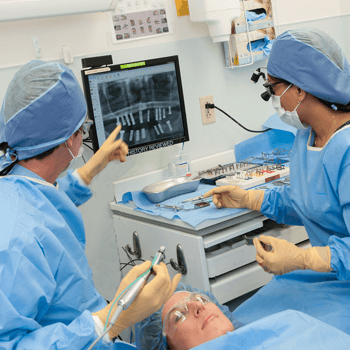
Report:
110,151,310,304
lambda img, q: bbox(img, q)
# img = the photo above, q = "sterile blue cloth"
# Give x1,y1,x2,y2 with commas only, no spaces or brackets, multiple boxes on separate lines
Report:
0,164,131,349
234,127,295,163
121,184,246,227
246,11,266,23
260,125,350,280
234,270,350,336
0,60,86,170
135,283,244,350
267,28,350,105
192,310,350,350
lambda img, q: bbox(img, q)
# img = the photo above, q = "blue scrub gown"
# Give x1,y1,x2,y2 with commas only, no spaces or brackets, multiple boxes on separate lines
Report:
261,125,350,280
0,165,134,349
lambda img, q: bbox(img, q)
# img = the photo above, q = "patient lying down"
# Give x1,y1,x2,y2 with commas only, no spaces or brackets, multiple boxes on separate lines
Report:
136,283,244,350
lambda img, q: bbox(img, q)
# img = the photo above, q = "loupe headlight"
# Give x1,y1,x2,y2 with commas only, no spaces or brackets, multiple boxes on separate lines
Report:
261,81,286,101
261,89,272,101
251,68,266,84
251,68,288,102
251,67,270,101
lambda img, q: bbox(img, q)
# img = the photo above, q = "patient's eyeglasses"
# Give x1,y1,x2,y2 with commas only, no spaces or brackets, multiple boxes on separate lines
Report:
162,292,213,340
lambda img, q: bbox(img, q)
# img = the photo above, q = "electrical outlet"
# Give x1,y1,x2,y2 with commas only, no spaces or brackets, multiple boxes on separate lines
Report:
199,95,216,125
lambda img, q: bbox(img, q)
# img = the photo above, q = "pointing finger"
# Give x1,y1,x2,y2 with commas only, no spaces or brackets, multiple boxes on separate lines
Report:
203,186,236,198
106,124,122,144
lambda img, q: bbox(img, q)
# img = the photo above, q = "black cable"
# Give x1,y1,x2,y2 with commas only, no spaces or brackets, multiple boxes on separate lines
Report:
83,142,94,151
205,103,271,133
122,246,136,266
120,259,172,270
120,259,146,266
119,259,146,271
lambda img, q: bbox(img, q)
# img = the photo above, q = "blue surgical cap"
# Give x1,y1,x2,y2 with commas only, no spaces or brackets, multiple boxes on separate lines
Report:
135,283,244,350
0,60,86,162
267,28,350,105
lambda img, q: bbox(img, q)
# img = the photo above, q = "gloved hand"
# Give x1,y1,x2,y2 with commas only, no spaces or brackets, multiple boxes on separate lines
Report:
77,124,128,184
93,261,181,339
254,235,333,275
203,185,264,211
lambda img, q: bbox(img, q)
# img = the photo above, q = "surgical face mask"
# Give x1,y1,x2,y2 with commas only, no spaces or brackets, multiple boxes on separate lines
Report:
272,84,308,130
65,143,84,171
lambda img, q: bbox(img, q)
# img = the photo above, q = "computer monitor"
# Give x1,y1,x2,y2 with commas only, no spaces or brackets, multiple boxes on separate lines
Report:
81,55,189,156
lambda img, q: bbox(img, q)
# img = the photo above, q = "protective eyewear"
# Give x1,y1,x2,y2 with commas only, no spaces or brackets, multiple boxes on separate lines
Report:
79,119,94,135
162,292,213,340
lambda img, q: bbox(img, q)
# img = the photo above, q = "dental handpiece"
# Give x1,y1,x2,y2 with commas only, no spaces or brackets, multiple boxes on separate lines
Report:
108,246,166,326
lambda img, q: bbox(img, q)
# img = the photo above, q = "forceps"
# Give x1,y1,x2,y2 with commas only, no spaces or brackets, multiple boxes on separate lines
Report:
155,204,191,212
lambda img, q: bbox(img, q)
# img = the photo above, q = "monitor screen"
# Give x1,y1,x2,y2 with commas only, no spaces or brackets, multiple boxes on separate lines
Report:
81,55,189,156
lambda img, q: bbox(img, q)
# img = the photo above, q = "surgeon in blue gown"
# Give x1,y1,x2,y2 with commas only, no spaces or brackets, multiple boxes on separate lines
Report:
204,28,350,281
0,60,181,349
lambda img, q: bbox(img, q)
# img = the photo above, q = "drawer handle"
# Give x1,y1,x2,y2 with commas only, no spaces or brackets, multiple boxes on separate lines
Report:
170,244,187,275
126,231,142,259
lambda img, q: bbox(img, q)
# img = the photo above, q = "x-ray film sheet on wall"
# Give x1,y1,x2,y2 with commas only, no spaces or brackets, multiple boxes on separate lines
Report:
88,64,185,150
109,0,171,43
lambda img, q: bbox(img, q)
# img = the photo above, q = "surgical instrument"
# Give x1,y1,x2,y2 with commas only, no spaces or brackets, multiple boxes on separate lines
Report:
115,246,166,316
181,195,205,203
88,247,166,350
155,204,191,211
245,237,273,252
194,201,210,209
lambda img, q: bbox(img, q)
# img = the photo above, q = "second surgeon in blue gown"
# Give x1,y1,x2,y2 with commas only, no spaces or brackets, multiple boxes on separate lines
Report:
204,28,350,281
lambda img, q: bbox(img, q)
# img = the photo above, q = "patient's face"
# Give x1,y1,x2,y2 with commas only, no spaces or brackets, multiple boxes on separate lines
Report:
162,292,234,350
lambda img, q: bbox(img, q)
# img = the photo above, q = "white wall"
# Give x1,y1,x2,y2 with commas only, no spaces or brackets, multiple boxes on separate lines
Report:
339,0,350,15
0,0,347,300
273,0,340,28
339,0,350,61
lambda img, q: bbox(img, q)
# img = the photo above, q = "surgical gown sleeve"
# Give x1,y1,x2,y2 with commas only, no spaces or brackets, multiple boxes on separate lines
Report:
260,185,304,225
0,221,127,350
0,174,131,349
56,169,92,206
329,158,350,280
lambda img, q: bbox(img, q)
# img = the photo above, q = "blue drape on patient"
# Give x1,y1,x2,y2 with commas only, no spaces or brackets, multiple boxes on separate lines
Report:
234,270,350,335
192,310,350,350
137,272,350,349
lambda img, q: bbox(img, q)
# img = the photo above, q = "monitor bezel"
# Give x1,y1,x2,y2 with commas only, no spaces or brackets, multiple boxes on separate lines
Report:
81,55,190,156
